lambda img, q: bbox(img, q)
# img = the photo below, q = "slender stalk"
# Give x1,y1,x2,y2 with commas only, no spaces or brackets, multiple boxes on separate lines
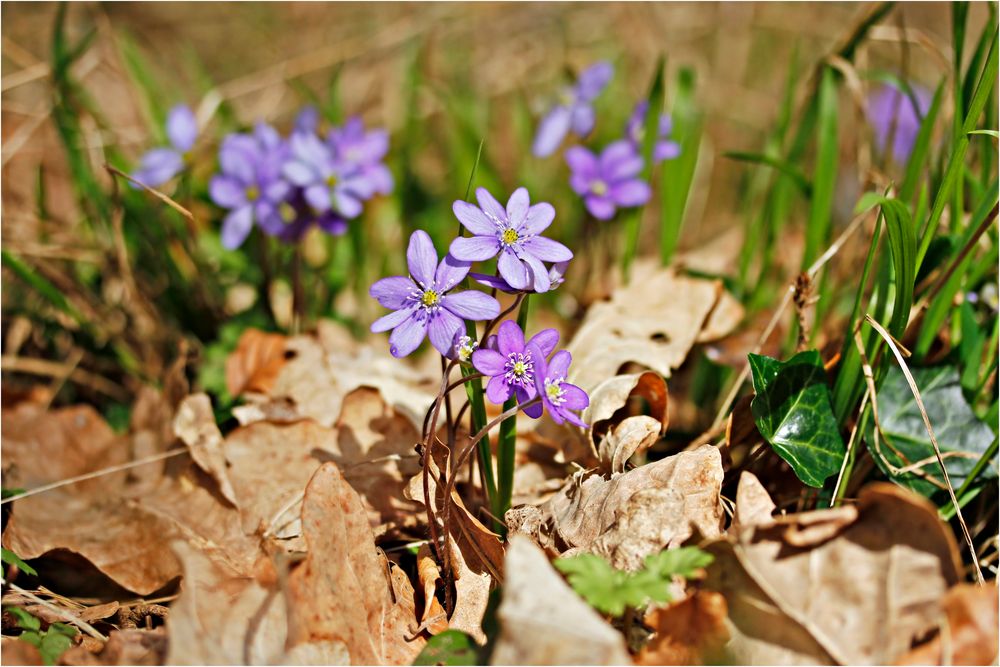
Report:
494,295,531,530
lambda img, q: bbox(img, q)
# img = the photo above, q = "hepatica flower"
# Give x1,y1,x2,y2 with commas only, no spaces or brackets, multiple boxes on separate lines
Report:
866,81,931,163
283,131,375,219
370,230,500,358
209,123,293,249
472,321,559,417
533,61,614,158
328,116,394,196
626,101,681,163
566,140,651,220
533,348,589,427
132,104,198,187
471,261,569,294
451,187,572,293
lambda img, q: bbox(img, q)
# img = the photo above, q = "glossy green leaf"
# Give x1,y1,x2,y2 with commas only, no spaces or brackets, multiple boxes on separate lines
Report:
867,364,998,498
748,350,845,487
413,630,481,666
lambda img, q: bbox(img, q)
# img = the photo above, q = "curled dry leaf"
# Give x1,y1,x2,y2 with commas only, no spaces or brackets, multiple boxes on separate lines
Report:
173,393,239,507
706,482,963,665
285,463,424,665
895,582,999,665
416,545,449,636
637,590,731,665
224,328,288,398
541,445,725,571
589,372,669,475
566,261,738,393
490,536,631,666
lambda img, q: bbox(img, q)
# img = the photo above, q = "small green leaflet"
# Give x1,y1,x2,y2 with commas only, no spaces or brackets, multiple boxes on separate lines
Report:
554,546,713,617
2,547,37,576
748,350,845,487
5,607,78,666
867,364,997,498
412,630,481,666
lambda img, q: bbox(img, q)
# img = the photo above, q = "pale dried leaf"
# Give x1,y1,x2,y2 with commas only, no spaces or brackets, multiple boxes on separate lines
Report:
730,471,776,532
2,637,43,665
417,546,449,636
696,289,745,343
895,583,999,665
637,591,731,665
490,536,631,666
598,416,662,475
225,328,288,398
173,393,238,507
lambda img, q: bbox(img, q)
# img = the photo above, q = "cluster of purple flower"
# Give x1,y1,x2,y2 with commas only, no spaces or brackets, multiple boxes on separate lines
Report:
532,62,681,220
370,187,587,426
132,105,393,250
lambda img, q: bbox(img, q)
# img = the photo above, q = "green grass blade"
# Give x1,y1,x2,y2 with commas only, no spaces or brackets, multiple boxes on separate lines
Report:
660,66,701,266
802,66,839,270
723,151,812,195
900,80,945,203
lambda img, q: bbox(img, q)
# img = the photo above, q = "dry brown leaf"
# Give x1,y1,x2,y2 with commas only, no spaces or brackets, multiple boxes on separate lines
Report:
730,471,776,532
2,637,43,665
598,416,662,476
541,445,725,570
491,536,631,665
895,582,999,665
61,628,167,666
566,262,733,392
224,328,288,398
165,541,286,665
416,546,449,636
637,591,731,665
696,289,745,343
285,463,424,665
173,393,239,507
706,483,963,665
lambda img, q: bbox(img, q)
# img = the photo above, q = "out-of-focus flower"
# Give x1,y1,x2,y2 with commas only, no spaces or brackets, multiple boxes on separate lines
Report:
450,187,572,293
370,231,500,358
328,116,393,196
471,261,569,294
533,61,614,158
282,132,375,219
471,321,559,417
295,106,320,135
209,123,293,249
626,101,681,163
866,81,931,163
566,140,651,220
532,347,589,427
132,104,198,187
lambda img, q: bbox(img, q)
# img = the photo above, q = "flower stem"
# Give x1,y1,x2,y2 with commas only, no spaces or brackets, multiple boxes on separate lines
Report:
495,295,531,532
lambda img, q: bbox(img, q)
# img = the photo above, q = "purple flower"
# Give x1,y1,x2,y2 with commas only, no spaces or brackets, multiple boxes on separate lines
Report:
566,140,651,220
132,104,198,187
209,123,293,249
532,348,589,427
450,187,572,293
471,261,569,294
328,116,393,196
282,131,375,219
295,106,320,135
866,82,931,163
533,61,614,158
626,101,681,164
471,321,559,417
370,230,501,358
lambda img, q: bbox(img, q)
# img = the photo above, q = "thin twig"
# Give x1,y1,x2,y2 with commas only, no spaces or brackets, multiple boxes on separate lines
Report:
2,581,108,642
103,164,194,222
864,313,984,585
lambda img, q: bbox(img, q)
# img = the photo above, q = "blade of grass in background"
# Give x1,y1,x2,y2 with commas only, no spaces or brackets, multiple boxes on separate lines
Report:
659,67,701,266
802,66,839,270
899,80,945,204
622,56,665,280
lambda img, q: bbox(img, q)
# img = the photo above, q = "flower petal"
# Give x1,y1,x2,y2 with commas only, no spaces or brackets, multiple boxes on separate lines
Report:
565,146,598,176
522,396,544,419
389,314,427,358
560,383,589,410
521,202,555,236
585,195,616,220
486,374,513,404
209,175,246,209
522,252,551,293
221,205,254,249
443,290,500,321
570,103,595,136
371,306,415,333
167,105,198,152
654,140,681,163
575,61,614,101
304,184,332,212
132,149,184,187
449,235,500,262
532,106,572,158
370,275,417,309
407,230,438,289
317,213,347,235
428,309,464,356
476,187,508,223
506,187,530,227
452,200,497,236
333,189,363,218
527,329,560,359
611,180,652,207
283,161,316,186
497,250,530,291
547,349,572,379
470,272,516,293
435,254,471,291
472,348,506,376
599,140,640,175
522,236,573,262
496,320,525,357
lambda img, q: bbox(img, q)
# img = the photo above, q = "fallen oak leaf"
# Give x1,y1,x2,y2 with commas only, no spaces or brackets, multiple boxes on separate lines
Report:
637,591,731,665
173,393,239,507
224,328,288,398
895,582,999,665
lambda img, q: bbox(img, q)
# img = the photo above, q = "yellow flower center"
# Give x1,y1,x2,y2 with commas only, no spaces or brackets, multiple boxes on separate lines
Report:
245,185,260,202
279,202,297,223
421,290,440,307
326,174,338,188
545,377,566,405
590,180,608,196
512,361,527,377
502,228,519,245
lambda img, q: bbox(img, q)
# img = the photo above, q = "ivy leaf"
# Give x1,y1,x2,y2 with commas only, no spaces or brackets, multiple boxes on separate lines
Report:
413,630,481,666
868,364,997,498
748,350,845,487
2,547,37,577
